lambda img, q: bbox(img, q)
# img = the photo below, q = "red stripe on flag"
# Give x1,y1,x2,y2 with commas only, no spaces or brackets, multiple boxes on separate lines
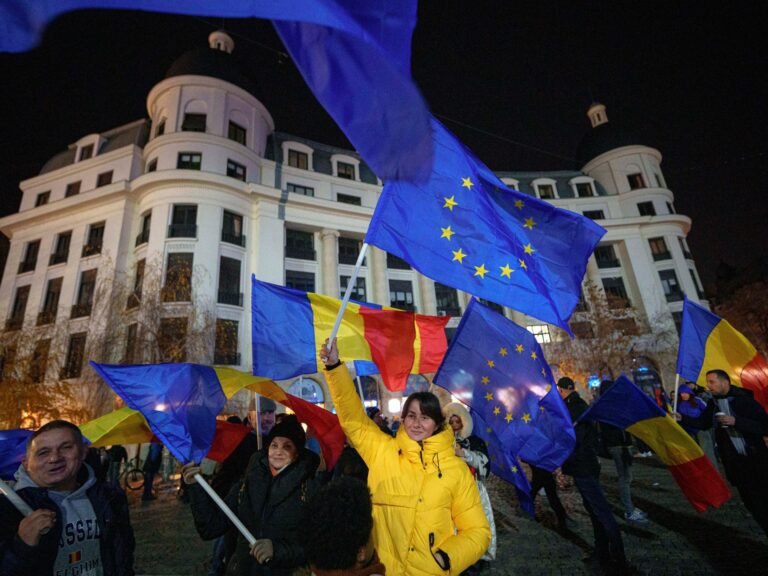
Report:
206,420,251,462
360,308,416,391
741,352,768,411
282,392,346,469
668,455,731,512
415,314,450,372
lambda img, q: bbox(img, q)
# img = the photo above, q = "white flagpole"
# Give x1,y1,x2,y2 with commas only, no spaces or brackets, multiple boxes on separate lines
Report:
327,243,370,349
672,373,681,413
193,473,256,545
0,478,34,516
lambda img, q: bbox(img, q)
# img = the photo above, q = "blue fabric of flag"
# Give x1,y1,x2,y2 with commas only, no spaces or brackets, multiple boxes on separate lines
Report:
434,299,575,506
90,362,225,463
676,297,720,380
0,429,33,480
252,277,317,379
365,118,606,331
578,375,665,427
353,360,379,377
0,1,432,183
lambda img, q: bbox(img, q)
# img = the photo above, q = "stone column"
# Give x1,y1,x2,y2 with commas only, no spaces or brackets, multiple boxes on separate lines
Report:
369,245,389,305
320,229,339,297
418,274,437,315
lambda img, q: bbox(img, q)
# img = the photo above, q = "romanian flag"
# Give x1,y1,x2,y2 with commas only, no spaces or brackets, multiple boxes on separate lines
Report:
251,277,449,391
579,375,730,512
677,298,768,410
86,365,345,468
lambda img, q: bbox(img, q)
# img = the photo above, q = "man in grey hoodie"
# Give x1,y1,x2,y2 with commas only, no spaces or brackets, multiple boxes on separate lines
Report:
0,420,135,576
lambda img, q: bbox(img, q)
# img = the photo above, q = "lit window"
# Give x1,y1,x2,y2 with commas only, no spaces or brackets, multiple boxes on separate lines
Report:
226,159,246,182
658,269,683,302
337,161,356,180
79,145,94,161
177,152,202,170
648,237,671,261
288,149,309,170
536,184,556,199
627,173,646,190
389,280,415,311
526,324,551,344
340,275,367,301
82,222,105,257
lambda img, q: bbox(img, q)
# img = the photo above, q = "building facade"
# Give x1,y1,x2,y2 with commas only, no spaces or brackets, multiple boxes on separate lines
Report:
0,33,705,422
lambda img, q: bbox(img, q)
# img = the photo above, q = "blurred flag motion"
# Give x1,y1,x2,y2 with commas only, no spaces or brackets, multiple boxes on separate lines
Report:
366,119,605,332
677,298,768,410
434,299,576,511
252,277,449,391
579,375,731,512
88,363,345,468
0,429,33,480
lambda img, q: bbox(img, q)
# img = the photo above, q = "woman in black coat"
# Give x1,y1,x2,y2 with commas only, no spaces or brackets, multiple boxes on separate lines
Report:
183,415,319,576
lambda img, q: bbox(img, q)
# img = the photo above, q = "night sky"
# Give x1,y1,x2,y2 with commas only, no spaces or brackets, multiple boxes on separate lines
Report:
1,2,766,289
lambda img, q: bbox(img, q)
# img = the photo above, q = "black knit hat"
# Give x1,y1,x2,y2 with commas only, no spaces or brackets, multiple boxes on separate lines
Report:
557,377,575,390
267,414,306,451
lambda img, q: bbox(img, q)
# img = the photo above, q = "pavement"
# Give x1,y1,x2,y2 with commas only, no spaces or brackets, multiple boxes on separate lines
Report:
131,456,768,575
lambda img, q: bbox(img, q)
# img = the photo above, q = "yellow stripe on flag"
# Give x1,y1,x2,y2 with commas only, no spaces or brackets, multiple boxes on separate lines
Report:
627,415,703,466
308,293,372,367
698,319,759,388
80,407,153,447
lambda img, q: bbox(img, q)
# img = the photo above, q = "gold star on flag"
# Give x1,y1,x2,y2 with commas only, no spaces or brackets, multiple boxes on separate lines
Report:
524,217,536,230
545,384,551,392
511,465,518,473
519,259,528,271
452,248,466,263
487,359,495,368
522,413,532,424
500,263,513,278
514,199,524,210
493,406,501,416
443,196,458,211
485,392,493,401
481,376,490,385
541,367,547,376
540,406,546,412
505,413,513,423
515,344,524,353
530,351,538,360
524,243,536,256
474,263,488,278
440,226,455,240
461,177,474,190
499,347,508,357
486,427,492,434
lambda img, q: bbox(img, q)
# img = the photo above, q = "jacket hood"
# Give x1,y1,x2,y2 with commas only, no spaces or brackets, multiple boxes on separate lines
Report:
444,402,473,438
395,425,454,464
14,462,96,494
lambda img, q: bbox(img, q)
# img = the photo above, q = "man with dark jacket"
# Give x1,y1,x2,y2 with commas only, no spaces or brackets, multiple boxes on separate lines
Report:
676,369,768,535
0,419,135,576
558,377,627,574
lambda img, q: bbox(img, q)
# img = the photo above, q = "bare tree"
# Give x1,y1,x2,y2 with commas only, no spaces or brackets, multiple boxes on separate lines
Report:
715,280,768,357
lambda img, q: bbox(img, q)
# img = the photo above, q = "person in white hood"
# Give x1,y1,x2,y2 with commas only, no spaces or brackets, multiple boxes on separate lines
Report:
0,419,135,576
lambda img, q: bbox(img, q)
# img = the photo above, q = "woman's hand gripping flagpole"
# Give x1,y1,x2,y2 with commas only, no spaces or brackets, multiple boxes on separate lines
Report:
326,242,370,353
181,464,257,546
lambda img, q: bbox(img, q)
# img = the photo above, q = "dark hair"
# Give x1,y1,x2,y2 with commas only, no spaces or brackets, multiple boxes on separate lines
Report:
557,377,575,390
706,369,731,384
401,392,445,430
28,420,84,451
226,415,243,425
301,477,373,570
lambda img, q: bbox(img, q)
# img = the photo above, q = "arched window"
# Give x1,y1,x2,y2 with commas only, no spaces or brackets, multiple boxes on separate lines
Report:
288,377,325,405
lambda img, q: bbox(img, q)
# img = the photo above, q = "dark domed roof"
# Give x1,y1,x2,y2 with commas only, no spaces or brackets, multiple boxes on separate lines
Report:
165,46,261,98
576,121,643,166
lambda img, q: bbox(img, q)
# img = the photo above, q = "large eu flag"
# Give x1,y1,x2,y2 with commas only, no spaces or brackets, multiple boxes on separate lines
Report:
365,118,605,331
433,299,575,509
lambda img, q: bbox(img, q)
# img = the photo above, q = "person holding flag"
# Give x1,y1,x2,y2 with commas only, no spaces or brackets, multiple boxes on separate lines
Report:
675,369,768,536
321,339,490,575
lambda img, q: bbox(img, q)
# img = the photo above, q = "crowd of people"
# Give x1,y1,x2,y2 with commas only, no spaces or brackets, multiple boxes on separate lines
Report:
2,350,768,575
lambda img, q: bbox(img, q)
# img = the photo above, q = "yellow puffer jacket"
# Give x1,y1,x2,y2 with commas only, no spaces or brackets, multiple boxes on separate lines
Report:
325,364,490,575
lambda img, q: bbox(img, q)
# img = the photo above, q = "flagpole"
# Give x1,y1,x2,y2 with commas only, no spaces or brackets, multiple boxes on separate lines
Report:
672,373,681,413
254,394,263,450
327,242,370,349
193,473,256,546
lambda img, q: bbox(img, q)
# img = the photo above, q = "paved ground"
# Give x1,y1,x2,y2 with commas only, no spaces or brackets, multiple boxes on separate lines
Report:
131,456,768,575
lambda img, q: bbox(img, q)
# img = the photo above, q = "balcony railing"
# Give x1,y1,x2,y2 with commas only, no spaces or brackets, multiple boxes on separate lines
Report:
221,232,246,247
214,352,241,366
285,246,316,260
49,252,69,265
168,224,197,239
4,317,23,331
18,260,36,274
37,311,56,326
217,291,243,306
161,286,192,303
70,303,92,318
81,242,102,257
135,228,150,247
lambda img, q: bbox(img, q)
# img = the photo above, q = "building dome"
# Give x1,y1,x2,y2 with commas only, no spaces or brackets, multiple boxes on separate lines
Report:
164,31,261,98
576,103,643,166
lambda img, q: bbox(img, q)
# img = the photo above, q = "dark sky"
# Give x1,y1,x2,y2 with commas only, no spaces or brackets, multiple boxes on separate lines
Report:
1,1,766,289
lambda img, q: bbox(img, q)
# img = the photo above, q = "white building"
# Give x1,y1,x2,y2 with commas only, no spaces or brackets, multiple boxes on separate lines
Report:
0,33,705,419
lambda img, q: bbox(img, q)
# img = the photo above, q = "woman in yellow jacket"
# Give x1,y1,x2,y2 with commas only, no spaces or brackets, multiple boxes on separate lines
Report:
321,340,490,575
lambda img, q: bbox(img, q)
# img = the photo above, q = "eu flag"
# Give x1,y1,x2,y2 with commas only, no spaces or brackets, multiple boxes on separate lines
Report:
365,118,605,331
433,299,575,507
